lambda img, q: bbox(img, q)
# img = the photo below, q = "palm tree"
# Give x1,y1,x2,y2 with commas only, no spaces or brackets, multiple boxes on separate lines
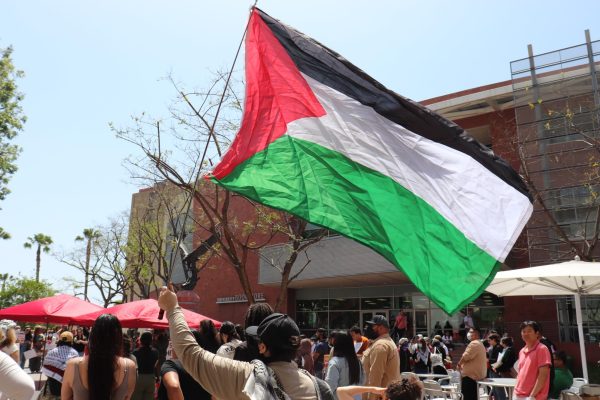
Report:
23,233,53,282
75,228,101,301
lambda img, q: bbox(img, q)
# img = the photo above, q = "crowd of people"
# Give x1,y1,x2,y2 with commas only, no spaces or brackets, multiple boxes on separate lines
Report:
0,298,583,400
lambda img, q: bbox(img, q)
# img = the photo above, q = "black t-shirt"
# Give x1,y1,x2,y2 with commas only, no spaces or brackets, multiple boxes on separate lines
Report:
133,346,159,375
157,359,211,400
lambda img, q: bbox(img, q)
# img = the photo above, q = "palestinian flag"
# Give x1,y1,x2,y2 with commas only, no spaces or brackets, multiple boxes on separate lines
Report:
210,8,533,314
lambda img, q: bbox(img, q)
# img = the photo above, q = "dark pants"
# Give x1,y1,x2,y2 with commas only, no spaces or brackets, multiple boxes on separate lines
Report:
392,328,406,342
29,356,41,372
47,377,62,395
461,376,478,400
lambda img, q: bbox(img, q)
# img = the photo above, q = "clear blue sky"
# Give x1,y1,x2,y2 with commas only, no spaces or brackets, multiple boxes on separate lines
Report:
1,0,598,304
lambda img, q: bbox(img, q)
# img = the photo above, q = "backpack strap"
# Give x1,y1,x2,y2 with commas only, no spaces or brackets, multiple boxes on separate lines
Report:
298,368,335,400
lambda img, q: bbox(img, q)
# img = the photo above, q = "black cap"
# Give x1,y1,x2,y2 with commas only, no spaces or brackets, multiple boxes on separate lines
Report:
366,315,390,329
245,313,300,350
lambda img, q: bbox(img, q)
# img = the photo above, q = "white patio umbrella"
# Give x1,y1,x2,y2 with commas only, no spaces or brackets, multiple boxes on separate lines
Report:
486,256,600,381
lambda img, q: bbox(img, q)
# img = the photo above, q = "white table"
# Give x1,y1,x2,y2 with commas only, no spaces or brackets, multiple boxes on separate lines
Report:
417,373,451,380
477,378,517,400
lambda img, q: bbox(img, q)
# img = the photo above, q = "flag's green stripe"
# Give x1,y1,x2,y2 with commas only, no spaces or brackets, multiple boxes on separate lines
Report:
212,135,500,314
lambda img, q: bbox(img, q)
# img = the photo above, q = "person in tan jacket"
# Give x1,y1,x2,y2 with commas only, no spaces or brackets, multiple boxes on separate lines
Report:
457,327,487,400
157,285,333,400
362,316,401,400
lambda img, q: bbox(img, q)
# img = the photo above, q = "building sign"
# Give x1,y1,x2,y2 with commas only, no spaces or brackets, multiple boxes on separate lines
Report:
216,292,266,304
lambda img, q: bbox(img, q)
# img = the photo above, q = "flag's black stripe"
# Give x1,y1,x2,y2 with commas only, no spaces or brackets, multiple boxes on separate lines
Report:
256,8,532,202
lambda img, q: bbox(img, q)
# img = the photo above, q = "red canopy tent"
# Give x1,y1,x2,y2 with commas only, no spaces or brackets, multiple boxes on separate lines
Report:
0,294,105,324
69,299,220,329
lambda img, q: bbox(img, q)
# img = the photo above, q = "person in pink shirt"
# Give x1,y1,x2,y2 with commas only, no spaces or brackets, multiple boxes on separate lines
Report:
514,321,552,400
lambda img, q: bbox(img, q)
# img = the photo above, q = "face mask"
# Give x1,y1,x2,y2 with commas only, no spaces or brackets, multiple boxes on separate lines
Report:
466,332,472,341
365,326,378,340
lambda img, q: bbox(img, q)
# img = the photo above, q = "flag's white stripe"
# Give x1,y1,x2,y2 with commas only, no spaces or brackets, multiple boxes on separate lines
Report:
286,75,532,261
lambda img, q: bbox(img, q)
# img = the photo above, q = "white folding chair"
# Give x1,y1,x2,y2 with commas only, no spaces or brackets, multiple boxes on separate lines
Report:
402,372,418,380
562,390,583,400
423,380,462,400
568,378,588,394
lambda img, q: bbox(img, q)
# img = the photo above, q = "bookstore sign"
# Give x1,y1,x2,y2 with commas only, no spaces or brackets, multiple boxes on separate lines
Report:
216,292,266,304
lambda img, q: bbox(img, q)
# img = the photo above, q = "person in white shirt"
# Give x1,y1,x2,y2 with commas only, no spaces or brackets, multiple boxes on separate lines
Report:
463,312,474,330
42,331,79,397
216,321,242,359
0,350,35,400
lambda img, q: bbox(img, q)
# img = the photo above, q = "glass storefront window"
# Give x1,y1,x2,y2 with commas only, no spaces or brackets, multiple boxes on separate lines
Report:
467,293,503,307
411,295,430,309
296,299,328,311
329,311,360,329
295,287,505,337
330,298,359,310
295,311,328,331
394,296,413,309
430,308,454,335
557,296,600,343
361,297,391,309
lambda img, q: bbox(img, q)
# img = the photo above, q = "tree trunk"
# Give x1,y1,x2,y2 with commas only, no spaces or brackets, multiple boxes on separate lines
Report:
35,245,41,282
275,262,292,312
84,238,92,301
275,248,301,312
234,265,255,306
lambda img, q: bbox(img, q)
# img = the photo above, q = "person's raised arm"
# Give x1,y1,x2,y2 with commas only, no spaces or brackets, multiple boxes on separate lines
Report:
158,285,252,400
336,386,386,400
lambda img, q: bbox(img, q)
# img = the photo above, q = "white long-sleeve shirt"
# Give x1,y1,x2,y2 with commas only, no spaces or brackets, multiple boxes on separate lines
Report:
0,350,35,400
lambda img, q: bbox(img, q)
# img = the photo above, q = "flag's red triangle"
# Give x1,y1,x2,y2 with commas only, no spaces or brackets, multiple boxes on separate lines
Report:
211,9,325,180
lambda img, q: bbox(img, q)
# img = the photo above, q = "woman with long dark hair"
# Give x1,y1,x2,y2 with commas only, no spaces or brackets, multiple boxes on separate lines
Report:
325,330,364,398
196,319,220,354
61,314,136,400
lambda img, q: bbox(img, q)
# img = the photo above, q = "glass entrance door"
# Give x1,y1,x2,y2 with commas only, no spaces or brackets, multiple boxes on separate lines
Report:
361,310,388,331
414,310,428,336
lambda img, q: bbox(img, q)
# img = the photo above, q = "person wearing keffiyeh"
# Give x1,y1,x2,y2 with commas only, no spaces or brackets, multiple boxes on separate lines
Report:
42,331,78,397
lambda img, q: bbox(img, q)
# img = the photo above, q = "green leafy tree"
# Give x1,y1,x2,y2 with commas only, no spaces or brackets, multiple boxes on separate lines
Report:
23,233,53,282
0,272,13,293
0,275,55,308
75,228,102,301
0,46,26,239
